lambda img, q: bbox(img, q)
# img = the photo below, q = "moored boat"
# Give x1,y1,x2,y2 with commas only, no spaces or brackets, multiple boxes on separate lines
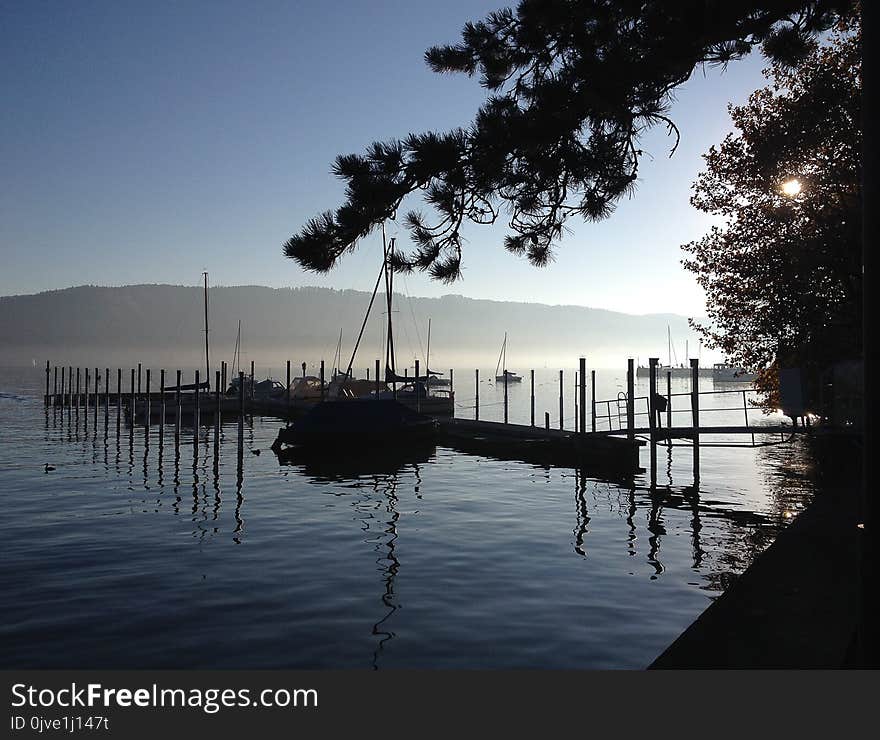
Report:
271,399,438,450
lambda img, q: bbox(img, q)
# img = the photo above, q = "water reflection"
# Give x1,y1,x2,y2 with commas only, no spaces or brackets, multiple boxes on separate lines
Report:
33,404,823,667
573,468,590,557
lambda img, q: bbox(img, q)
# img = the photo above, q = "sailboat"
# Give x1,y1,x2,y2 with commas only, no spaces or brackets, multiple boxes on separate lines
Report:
494,332,522,383
157,273,214,392
424,318,450,387
636,326,714,378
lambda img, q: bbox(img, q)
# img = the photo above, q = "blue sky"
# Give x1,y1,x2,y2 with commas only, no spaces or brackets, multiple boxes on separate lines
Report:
1,0,773,316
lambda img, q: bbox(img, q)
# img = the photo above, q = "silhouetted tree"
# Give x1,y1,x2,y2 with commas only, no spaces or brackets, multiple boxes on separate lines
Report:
681,14,860,408
284,0,855,281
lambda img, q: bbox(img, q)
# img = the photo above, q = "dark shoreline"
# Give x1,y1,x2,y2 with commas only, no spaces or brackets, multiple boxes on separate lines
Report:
649,432,865,668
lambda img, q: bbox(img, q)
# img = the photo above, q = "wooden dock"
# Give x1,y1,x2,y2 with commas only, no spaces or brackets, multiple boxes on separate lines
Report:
439,418,643,473
40,355,811,481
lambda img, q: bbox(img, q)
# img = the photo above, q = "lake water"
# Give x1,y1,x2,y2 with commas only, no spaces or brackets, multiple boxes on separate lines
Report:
1,365,818,669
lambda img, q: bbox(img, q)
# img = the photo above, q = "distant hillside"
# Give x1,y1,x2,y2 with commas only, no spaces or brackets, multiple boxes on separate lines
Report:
0,284,714,371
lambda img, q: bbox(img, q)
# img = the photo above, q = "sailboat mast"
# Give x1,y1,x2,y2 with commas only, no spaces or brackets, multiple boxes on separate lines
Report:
203,272,210,388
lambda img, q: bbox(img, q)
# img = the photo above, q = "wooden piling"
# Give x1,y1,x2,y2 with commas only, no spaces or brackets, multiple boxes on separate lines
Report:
530,369,535,426
375,359,381,399
76,367,81,408
238,363,244,446
145,369,151,431
94,367,99,399
320,360,325,401
627,359,635,442
666,371,672,429
175,370,182,438
61,367,66,407
648,358,658,487
238,370,244,412
690,358,700,485
129,368,135,421
53,365,58,406
573,371,578,433
591,369,596,433
475,369,480,421
194,370,200,439
286,360,291,407
85,368,89,413
250,360,255,399
558,370,564,431
68,366,73,407
104,368,109,411
45,361,50,405
449,368,454,394
415,359,421,414
221,361,227,397
578,358,586,436
545,411,550,430
116,369,122,428
215,369,221,454
159,369,165,435
137,363,142,395
503,369,509,424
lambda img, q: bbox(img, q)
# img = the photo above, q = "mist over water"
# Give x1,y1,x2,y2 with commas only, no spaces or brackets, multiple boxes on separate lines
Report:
0,284,721,370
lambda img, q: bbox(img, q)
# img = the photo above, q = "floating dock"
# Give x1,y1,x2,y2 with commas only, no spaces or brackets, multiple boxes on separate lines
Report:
439,418,643,473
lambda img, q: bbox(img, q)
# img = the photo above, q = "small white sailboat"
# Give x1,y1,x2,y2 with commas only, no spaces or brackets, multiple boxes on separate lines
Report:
495,332,522,383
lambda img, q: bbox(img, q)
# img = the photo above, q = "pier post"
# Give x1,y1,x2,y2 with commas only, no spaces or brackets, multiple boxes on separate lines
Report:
690,358,700,485
175,370,182,438
375,359,380,399
215,370,221,455
53,365,58,406
45,361,50,406
145,369,151,432
591,369,596,433
194,370,200,441
545,411,550,430
574,371,578,433
85,368,89,415
302,362,306,380
648,358,658,487
319,360,325,402
116,369,122,429
237,370,245,465
130,369,135,424
104,368,109,413
449,368,454,395
76,367,81,408
415,359,421,413
238,371,244,446
137,363,142,395
578,358,586,436
503,369,509,424
286,360,291,408
250,361,255,400
94,367,99,401
159,369,165,436
627,359,635,442
559,370,563,430
666,371,672,430
530,369,535,426
61,367,66,408
475,369,479,421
